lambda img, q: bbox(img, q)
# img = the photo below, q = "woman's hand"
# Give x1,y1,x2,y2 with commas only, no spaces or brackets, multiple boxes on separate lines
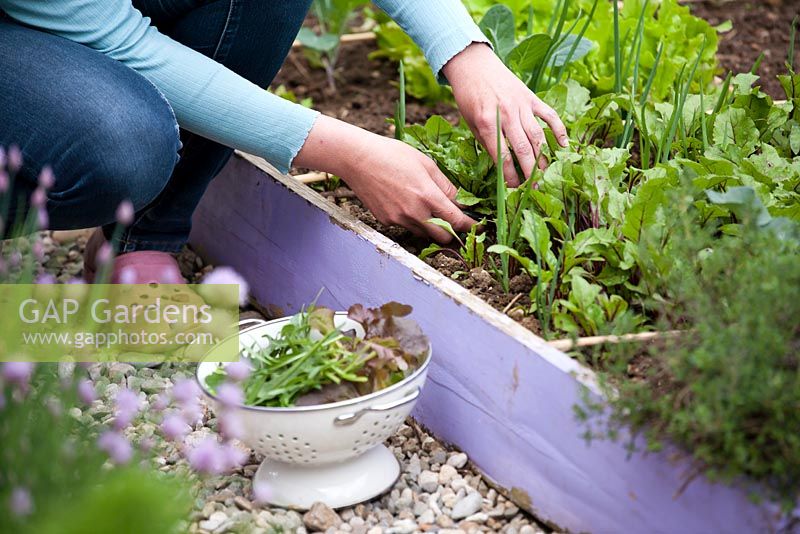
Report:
294,115,476,243
443,43,569,187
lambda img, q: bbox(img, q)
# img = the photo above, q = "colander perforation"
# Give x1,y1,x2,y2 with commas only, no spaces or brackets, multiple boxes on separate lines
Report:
196,314,431,471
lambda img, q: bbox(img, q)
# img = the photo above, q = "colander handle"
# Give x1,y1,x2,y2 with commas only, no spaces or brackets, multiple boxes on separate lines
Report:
238,318,267,330
333,387,421,426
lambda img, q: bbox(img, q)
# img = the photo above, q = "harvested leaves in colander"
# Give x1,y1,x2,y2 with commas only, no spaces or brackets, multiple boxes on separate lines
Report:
204,302,429,407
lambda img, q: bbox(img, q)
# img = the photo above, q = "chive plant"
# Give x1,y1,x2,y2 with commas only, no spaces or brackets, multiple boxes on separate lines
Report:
394,62,406,141
552,0,599,86
657,37,706,163
789,16,798,71
532,0,583,91
495,108,510,293
613,0,622,95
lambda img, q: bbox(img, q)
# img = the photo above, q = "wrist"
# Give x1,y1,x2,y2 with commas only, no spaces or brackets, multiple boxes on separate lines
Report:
293,115,371,178
442,42,494,85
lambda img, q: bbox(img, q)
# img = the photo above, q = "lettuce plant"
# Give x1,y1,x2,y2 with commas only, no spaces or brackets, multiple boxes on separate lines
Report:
368,0,721,103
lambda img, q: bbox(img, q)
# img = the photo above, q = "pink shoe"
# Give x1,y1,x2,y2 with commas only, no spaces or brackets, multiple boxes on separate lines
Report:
83,229,185,284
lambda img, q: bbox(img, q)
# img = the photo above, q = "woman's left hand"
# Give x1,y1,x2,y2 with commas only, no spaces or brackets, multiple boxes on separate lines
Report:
442,43,569,187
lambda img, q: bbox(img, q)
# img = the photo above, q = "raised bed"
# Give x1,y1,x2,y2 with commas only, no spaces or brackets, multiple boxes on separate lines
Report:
190,152,794,533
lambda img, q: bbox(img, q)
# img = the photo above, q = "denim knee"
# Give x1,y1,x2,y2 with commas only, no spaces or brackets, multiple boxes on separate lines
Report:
93,95,180,210
47,84,181,228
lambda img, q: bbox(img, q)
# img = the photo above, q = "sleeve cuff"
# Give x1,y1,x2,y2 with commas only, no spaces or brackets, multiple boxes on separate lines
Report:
425,28,492,85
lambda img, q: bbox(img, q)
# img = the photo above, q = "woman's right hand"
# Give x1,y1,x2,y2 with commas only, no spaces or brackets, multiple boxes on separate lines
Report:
294,115,476,243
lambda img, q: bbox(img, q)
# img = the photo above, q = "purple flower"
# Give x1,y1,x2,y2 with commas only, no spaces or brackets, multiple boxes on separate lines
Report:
160,266,183,284
115,200,134,226
221,442,248,471
32,241,45,261
152,393,170,412
186,437,225,475
202,266,249,306
0,171,8,194
181,399,203,424
37,208,49,230
8,251,22,269
118,266,138,285
98,430,133,464
113,388,142,430
171,379,200,404
38,166,55,189
9,487,33,517
67,278,86,285
77,379,96,404
160,412,190,442
216,383,243,408
218,410,244,441
139,436,155,452
30,187,46,209
225,361,251,382
95,242,113,266
7,145,22,172
2,362,34,386
252,480,272,504
34,273,56,285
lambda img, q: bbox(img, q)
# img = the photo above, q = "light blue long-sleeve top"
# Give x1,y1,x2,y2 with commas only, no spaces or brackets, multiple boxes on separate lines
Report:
0,1,487,173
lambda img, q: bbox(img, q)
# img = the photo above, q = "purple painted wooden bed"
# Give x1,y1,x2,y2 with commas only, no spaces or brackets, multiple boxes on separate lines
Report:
190,153,795,533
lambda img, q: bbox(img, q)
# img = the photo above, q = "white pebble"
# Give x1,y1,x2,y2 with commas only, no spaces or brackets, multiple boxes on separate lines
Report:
447,452,468,469
442,492,458,508
386,519,417,534
198,511,227,531
465,512,488,522
418,470,438,493
438,464,458,485
450,492,483,520
418,509,435,524
450,477,468,492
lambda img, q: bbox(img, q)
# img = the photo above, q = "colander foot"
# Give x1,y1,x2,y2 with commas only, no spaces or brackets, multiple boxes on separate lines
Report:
253,444,400,509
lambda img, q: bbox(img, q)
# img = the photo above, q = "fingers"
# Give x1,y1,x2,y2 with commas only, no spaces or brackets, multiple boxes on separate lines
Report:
412,221,459,246
533,97,569,147
429,198,477,234
497,135,521,188
386,185,477,245
519,109,548,172
473,111,520,188
424,161,460,204
507,114,540,179
422,183,477,243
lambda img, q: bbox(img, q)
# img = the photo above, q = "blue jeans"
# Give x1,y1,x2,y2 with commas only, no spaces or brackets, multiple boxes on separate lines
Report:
0,0,312,252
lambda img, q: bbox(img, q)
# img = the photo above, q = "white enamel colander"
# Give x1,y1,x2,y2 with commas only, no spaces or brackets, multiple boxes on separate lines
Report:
196,314,431,509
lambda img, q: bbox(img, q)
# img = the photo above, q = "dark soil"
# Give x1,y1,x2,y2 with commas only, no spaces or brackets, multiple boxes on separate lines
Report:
335,196,543,334
688,0,799,99
272,39,459,139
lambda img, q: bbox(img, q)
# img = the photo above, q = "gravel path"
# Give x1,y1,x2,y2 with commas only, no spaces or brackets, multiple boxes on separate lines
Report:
32,231,552,534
